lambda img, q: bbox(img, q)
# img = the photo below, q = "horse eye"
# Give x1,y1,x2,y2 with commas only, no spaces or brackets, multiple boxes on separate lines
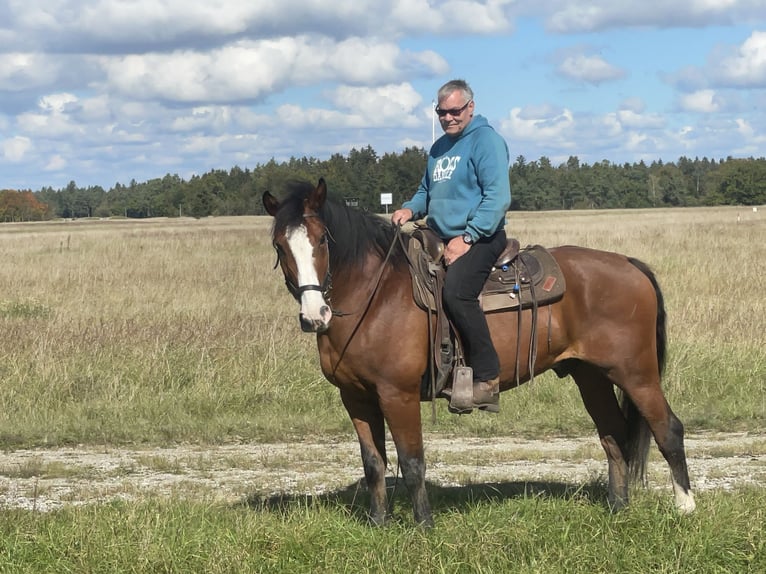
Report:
318,234,328,246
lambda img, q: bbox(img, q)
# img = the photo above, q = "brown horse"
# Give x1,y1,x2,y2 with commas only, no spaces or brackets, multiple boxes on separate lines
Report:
263,178,695,527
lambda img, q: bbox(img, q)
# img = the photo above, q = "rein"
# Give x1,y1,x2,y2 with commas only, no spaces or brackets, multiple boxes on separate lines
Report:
328,225,406,509
327,225,404,377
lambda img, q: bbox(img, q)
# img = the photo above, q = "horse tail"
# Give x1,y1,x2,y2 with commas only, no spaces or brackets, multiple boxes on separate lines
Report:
628,257,667,375
621,257,666,486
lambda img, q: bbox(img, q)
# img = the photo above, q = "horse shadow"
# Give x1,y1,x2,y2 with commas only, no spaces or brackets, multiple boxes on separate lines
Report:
242,477,611,524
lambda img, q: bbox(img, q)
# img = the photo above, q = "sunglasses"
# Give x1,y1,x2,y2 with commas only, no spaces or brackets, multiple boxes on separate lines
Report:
435,100,472,118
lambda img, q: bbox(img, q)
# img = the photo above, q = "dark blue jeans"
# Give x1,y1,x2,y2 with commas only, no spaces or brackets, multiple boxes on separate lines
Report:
442,229,507,382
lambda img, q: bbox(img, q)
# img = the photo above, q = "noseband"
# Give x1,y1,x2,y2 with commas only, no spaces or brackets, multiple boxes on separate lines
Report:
283,271,332,301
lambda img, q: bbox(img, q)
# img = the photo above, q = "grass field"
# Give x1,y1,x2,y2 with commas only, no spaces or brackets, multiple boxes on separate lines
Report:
0,206,764,572
0,206,763,445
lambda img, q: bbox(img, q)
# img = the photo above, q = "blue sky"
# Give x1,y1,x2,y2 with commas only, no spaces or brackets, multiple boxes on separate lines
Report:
1,1,765,191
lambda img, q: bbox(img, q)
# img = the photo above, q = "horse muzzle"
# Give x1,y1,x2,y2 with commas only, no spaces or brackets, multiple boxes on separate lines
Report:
294,283,332,332
299,310,331,333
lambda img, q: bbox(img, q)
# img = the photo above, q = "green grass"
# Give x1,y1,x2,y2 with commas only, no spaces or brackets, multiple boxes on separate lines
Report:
0,489,763,573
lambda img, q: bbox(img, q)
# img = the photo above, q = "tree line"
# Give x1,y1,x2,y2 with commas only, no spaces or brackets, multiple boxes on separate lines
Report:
2,147,765,221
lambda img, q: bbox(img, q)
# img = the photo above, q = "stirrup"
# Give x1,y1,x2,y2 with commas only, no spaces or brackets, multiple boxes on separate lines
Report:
448,366,474,414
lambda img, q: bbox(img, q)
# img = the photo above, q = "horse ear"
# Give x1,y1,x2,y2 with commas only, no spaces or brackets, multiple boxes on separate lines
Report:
305,178,327,212
262,191,280,216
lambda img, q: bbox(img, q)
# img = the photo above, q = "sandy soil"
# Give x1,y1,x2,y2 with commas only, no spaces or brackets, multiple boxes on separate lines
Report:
1,432,764,512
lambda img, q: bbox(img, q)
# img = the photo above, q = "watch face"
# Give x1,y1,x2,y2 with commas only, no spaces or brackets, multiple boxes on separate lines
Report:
463,233,473,244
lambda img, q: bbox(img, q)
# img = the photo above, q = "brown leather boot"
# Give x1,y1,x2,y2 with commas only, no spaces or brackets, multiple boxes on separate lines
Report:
472,377,500,413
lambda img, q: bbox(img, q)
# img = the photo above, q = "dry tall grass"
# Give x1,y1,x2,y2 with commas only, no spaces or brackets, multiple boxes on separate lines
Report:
0,206,763,447
507,206,765,431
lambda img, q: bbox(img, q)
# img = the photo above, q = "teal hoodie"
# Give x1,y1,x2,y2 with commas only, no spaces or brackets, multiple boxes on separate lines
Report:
403,114,511,241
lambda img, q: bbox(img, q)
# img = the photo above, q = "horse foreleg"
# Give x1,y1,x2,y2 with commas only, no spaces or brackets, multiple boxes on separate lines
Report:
379,392,433,527
572,364,631,511
340,390,389,525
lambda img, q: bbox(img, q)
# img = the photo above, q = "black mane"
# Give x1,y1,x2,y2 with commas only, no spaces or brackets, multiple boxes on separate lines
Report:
272,180,407,272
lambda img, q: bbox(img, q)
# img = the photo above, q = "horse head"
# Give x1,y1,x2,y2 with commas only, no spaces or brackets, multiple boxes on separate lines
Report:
263,178,333,333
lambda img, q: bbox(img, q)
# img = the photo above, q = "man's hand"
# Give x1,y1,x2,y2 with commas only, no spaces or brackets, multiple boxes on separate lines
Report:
444,236,471,265
391,208,413,226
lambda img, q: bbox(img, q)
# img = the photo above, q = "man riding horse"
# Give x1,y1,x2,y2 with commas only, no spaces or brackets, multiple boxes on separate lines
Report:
392,79,511,414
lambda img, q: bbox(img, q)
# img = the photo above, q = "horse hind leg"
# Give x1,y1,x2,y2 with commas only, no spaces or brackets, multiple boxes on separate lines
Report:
616,370,696,514
625,256,695,514
652,399,696,514
600,435,630,511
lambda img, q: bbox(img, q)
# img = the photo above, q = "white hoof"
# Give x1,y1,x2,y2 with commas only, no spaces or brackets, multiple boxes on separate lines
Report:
673,481,696,514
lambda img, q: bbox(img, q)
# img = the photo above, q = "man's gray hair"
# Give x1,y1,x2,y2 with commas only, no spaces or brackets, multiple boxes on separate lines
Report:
437,79,473,104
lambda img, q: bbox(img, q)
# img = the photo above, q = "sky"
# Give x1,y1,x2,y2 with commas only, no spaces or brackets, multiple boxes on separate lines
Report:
1,1,765,191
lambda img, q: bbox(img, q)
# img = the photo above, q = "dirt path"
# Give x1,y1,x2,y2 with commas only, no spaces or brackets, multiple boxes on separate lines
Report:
2,432,764,511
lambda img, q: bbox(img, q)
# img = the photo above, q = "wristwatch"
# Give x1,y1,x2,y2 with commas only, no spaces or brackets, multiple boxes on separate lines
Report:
462,232,474,245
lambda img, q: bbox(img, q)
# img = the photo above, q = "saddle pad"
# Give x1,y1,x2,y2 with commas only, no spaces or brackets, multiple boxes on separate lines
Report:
408,238,566,314
480,245,566,313
408,238,439,312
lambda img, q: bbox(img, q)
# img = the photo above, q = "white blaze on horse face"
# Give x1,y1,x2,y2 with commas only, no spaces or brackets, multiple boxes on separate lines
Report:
286,224,332,330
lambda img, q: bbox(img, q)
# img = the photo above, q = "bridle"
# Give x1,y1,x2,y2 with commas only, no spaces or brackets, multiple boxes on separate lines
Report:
272,214,332,302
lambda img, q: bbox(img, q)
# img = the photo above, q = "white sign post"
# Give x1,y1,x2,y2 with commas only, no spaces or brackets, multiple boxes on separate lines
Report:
381,193,393,214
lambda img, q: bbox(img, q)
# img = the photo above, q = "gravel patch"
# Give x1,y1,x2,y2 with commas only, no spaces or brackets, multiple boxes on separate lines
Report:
1,432,764,512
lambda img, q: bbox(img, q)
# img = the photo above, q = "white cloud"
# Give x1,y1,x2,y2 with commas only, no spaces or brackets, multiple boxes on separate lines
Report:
619,97,646,114
712,30,766,87
543,0,761,33
2,136,32,162
623,131,652,153
435,0,514,33
39,93,78,113
330,83,423,126
679,89,721,113
666,30,766,94
0,52,60,91
613,109,665,129
171,106,233,133
735,117,754,138
398,136,431,149
731,118,766,155
44,154,67,171
181,133,258,156
265,82,427,133
16,93,84,138
3,0,515,52
500,105,575,145
557,53,625,84
97,38,447,104
77,95,114,122
497,101,736,166
275,104,358,129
